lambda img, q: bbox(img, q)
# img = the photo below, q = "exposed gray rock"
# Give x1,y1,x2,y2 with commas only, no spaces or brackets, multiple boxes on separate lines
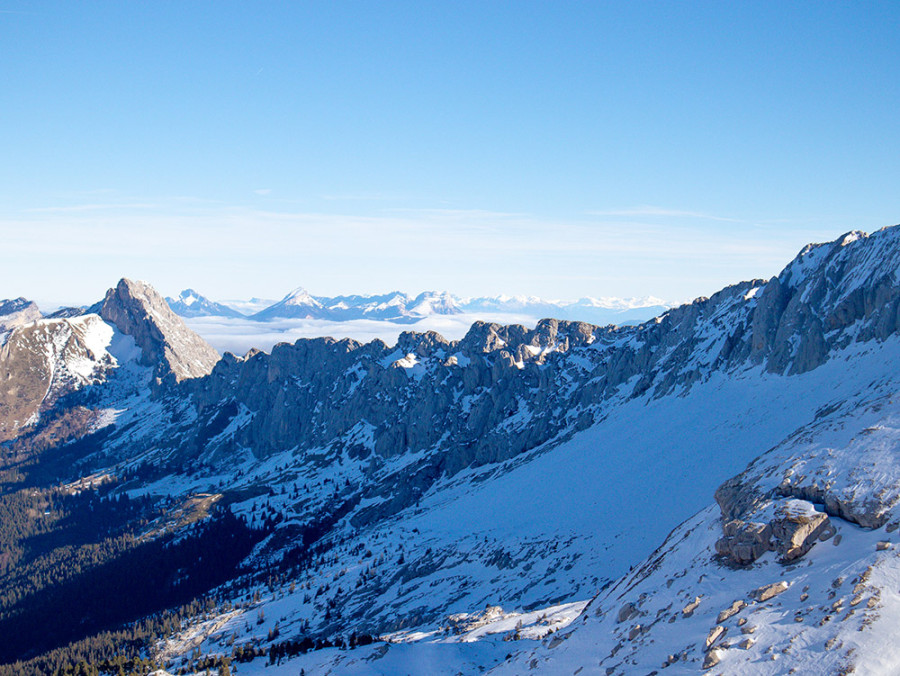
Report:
776,481,889,530
702,648,723,669
100,278,220,383
716,493,834,565
715,520,773,565
705,625,726,650
770,500,832,561
682,596,702,617
749,581,789,602
717,600,747,624
617,602,639,623
0,297,41,332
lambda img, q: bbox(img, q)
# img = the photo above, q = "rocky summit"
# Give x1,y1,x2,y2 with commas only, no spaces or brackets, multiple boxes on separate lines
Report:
5,226,900,674
100,278,220,384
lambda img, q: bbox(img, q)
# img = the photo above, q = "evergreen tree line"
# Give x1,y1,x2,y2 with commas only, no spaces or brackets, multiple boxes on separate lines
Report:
0,509,267,671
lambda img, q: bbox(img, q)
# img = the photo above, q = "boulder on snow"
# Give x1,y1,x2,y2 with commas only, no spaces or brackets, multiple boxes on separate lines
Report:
705,625,726,650
703,648,723,669
682,596,702,617
749,581,789,602
717,600,747,623
617,602,639,623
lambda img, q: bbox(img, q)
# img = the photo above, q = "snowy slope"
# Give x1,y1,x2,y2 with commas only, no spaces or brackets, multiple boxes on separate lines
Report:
492,344,900,675
0,313,149,439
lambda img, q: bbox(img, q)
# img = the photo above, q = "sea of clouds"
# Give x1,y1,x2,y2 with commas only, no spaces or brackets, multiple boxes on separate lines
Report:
183,312,544,355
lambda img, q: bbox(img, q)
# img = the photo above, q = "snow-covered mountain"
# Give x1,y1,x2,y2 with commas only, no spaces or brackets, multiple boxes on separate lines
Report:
457,294,669,325
0,278,218,442
167,286,668,327
164,289,246,318
250,287,461,322
7,225,900,674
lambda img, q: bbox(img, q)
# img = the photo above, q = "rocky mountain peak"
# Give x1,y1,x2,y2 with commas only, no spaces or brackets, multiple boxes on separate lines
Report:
100,278,220,383
0,297,42,333
164,288,244,319
283,287,321,307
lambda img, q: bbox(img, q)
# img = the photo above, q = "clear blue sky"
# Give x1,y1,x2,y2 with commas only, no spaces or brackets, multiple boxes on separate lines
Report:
2,1,898,307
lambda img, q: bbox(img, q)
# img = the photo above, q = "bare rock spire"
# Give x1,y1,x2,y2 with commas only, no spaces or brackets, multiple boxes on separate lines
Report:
100,278,220,383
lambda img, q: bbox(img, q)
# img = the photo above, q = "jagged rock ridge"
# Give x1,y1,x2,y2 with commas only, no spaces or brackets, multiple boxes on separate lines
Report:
100,278,220,383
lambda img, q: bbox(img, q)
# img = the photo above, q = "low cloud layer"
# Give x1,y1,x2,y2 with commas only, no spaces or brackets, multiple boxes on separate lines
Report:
184,312,543,355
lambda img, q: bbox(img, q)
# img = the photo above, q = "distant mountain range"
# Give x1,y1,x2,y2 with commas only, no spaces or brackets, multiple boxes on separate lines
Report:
164,287,670,326
165,289,245,319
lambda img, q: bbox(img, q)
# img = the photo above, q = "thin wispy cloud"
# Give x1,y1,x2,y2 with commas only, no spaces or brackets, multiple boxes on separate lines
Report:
0,195,841,305
24,203,158,213
586,206,743,223
321,191,406,202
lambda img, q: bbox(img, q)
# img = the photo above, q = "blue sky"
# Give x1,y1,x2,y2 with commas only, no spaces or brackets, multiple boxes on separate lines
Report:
2,1,899,307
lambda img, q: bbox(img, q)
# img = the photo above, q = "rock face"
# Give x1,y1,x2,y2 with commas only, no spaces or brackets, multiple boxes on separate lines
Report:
715,499,833,565
770,500,833,561
100,279,220,383
0,279,221,442
0,297,41,333
715,520,774,565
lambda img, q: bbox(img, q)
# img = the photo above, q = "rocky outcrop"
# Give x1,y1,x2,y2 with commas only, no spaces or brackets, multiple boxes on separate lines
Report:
770,500,833,561
0,297,41,333
715,520,773,565
776,481,890,530
705,625,725,650
100,278,220,383
715,497,833,566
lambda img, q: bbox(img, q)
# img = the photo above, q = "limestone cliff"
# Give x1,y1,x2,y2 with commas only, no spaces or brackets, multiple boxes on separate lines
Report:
100,278,220,384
